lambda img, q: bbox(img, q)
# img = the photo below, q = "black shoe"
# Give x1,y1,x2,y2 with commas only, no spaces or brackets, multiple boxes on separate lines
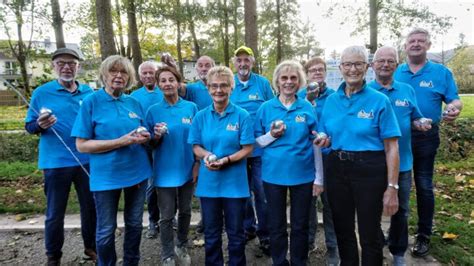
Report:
411,235,430,257
245,232,257,243
47,256,61,266
84,248,97,262
146,222,159,239
259,240,271,256
196,220,204,234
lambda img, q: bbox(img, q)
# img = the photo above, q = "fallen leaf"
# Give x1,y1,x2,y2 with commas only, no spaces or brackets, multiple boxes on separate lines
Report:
441,194,453,200
456,186,464,191
455,174,466,183
470,179,474,185
453,213,464,220
28,220,38,224
27,199,35,204
469,220,474,225
15,189,23,194
442,232,458,240
193,239,205,247
14,214,26,222
471,210,474,218
437,210,450,216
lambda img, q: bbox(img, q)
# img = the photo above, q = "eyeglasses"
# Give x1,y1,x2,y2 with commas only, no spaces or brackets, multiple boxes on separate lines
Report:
110,69,129,76
340,61,367,70
307,67,325,74
55,61,78,67
209,83,231,90
373,59,397,65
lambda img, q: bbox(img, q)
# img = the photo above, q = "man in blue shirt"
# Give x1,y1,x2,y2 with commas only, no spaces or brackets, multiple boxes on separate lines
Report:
231,45,274,255
179,55,214,110
394,28,463,257
24,48,96,265
130,61,162,239
369,46,431,265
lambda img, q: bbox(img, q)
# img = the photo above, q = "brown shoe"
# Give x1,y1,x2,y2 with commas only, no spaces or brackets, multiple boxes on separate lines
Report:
84,248,97,262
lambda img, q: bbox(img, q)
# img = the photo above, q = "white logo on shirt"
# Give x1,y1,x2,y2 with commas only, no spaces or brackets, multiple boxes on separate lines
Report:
357,109,374,119
248,93,259,100
79,100,83,106
182,117,192,124
295,114,306,123
395,99,410,107
419,80,434,88
226,123,239,131
129,112,138,119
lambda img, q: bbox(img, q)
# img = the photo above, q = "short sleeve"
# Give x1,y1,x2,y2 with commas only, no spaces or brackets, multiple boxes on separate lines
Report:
71,97,94,139
239,112,255,145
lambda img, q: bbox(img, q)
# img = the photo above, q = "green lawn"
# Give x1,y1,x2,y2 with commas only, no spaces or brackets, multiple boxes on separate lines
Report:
459,95,474,119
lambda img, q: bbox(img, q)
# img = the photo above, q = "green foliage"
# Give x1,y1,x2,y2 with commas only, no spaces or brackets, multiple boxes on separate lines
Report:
459,96,474,119
448,46,474,94
437,118,474,161
0,132,38,162
0,161,41,181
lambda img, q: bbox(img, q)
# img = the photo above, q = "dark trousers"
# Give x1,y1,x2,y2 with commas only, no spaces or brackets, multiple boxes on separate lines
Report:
388,171,412,256
43,165,96,259
326,151,387,266
263,181,313,266
412,125,440,238
201,197,247,266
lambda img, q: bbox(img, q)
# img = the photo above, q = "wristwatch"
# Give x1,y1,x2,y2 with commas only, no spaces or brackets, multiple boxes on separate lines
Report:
388,183,399,190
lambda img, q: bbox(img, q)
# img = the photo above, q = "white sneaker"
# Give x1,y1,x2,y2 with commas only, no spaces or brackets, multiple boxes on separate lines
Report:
162,257,176,266
393,255,407,266
174,246,191,266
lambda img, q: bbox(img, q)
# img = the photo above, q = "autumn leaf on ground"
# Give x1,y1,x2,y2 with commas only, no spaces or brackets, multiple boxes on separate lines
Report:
437,210,450,216
453,213,464,220
471,210,474,218
469,220,474,225
469,179,474,185
442,232,458,240
441,194,453,200
455,174,466,183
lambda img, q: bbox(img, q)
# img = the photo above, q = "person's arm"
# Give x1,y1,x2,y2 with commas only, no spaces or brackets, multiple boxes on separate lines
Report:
76,130,150,154
25,120,44,134
383,137,399,216
312,145,324,197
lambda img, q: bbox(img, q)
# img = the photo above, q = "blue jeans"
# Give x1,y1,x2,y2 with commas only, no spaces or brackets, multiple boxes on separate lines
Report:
94,180,146,266
43,165,96,259
156,181,194,261
201,197,246,266
326,150,387,265
412,125,440,238
388,170,412,256
263,181,313,266
243,157,269,242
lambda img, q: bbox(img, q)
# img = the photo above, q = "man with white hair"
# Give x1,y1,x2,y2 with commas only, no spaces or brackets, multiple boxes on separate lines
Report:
394,28,463,257
179,55,214,110
130,61,163,239
369,45,431,265
231,45,274,255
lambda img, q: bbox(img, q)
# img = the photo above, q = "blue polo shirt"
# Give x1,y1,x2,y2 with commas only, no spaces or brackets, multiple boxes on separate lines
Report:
255,97,318,186
184,80,212,110
71,88,152,191
231,72,274,156
188,102,255,198
319,82,401,151
130,85,164,113
25,80,92,169
368,80,423,171
146,98,198,187
297,86,335,120
394,61,459,123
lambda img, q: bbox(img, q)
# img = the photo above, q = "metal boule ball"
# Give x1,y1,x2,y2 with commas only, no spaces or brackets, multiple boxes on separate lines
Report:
40,107,52,117
307,82,320,93
317,132,327,139
273,120,284,130
158,125,168,134
207,154,218,163
136,126,148,135
419,118,430,125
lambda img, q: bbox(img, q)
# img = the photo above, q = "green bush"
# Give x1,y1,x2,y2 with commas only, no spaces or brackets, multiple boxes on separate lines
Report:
0,132,38,162
437,118,474,161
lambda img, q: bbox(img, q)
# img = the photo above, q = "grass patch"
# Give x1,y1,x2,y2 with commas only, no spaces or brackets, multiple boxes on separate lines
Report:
409,157,474,264
459,95,474,119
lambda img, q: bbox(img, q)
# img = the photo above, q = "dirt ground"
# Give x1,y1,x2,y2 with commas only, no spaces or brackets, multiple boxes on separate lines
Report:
0,227,327,265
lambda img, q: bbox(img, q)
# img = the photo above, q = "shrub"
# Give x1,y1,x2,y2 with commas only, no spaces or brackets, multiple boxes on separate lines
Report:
0,132,38,162
437,118,474,161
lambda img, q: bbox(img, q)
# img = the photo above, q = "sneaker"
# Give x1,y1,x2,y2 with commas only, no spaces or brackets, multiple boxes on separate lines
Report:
83,248,97,261
47,256,61,266
175,246,191,266
411,235,430,257
162,257,176,266
146,222,159,239
326,247,340,266
259,240,271,256
196,220,204,234
393,255,407,266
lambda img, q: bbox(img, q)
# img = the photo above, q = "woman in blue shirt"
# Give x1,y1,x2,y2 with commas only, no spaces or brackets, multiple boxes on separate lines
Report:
145,66,198,266
254,60,323,265
72,55,152,266
188,66,254,265
318,46,401,265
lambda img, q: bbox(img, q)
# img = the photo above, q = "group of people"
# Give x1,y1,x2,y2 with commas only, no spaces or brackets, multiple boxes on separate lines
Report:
26,27,462,266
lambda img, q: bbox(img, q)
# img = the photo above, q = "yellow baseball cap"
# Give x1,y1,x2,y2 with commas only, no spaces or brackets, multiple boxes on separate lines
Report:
234,46,254,57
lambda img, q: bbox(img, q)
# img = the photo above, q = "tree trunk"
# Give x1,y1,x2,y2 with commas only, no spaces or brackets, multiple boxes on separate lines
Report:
232,0,239,50
96,0,117,59
369,0,378,54
276,0,282,64
126,0,142,75
244,0,258,72
186,0,200,59
223,0,230,66
50,0,65,48
176,0,184,74
114,0,127,56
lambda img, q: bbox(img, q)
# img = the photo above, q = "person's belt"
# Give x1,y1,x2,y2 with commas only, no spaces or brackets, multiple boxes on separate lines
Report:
331,150,384,161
